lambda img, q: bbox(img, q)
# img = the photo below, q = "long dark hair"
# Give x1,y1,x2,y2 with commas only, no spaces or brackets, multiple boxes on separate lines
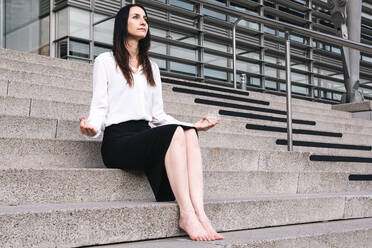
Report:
112,4,155,87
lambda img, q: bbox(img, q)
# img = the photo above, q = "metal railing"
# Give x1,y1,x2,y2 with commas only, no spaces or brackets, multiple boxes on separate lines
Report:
91,0,372,151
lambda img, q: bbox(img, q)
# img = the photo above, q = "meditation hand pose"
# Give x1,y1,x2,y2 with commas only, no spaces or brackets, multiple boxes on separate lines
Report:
79,4,224,242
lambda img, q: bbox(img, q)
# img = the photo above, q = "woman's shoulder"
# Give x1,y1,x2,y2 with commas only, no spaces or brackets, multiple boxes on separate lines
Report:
95,51,114,63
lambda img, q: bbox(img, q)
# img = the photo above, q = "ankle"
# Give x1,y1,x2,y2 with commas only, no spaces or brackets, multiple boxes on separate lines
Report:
179,209,196,218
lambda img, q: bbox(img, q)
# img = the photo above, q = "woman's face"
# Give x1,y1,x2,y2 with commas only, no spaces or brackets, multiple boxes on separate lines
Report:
127,6,148,40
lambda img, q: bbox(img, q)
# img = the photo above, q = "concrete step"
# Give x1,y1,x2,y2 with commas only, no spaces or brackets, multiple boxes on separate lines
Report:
1,193,371,247
2,113,372,158
0,48,92,73
1,168,371,206
89,218,372,248
2,93,371,134
0,68,91,91
0,58,91,81
0,137,103,169
4,113,372,156
3,136,372,174
161,77,336,111
3,113,372,158
162,83,352,119
2,79,372,136
2,77,351,121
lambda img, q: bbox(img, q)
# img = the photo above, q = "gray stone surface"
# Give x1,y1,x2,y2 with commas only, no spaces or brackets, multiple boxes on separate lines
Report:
0,115,56,139
297,172,372,193
332,101,372,112
0,96,30,116
0,80,7,96
8,80,92,105
89,218,372,248
0,58,91,81
0,137,103,169
0,193,364,247
0,68,91,91
0,48,92,72
0,168,304,205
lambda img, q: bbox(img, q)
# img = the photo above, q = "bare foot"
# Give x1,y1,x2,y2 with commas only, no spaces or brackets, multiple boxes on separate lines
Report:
196,213,224,240
179,210,213,241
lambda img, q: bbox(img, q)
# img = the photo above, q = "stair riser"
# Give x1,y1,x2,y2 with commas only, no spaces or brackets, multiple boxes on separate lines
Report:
231,229,372,248
3,78,349,120
0,48,92,72
0,138,103,169
0,59,92,81
0,69,91,91
2,195,369,247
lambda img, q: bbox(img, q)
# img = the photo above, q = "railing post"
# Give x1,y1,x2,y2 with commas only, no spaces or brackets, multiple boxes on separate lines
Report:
285,31,293,151
90,0,95,63
232,17,241,89
49,0,55,57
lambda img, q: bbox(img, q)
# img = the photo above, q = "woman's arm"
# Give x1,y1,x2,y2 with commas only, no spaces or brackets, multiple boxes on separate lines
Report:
84,58,109,139
150,63,194,127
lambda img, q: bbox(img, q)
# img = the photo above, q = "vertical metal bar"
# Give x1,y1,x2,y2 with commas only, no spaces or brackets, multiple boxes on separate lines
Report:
285,31,293,151
232,24,237,89
50,0,55,57
90,0,95,63
0,0,4,48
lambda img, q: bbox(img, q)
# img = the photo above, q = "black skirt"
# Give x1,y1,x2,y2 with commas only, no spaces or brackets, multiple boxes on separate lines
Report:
101,120,198,202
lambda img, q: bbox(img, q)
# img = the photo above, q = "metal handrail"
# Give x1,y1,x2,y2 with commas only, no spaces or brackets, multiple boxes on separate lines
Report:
90,0,372,151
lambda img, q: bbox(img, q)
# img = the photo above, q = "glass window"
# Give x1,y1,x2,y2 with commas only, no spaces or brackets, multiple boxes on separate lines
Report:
56,7,68,39
69,40,89,58
236,49,260,60
204,52,228,67
57,39,68,59
170,0,194,11
150,57,166,70
237,20,259,31
264,27,275,35
94,13,114,45
150,26,167,38
170,31,197,45
170,45,196,60
70,7,90,39
291,72,308,84
205,67,227,80
204,39,228,52
149,41,166,54
203,8,227,21
250,77,261,86
265,66,285,79
236,60,260,74
292,85,308,95
170,61,196,75
94,45,110,59
4,0,49,54
265,80,277,90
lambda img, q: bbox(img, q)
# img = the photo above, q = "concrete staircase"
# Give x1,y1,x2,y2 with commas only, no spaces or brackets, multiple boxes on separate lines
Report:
0,48,371,248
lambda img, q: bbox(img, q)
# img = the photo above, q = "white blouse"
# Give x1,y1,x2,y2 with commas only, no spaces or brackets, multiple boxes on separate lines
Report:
85,52,193,139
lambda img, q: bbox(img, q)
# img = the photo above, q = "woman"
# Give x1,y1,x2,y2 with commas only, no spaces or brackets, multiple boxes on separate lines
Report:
79,4,224,242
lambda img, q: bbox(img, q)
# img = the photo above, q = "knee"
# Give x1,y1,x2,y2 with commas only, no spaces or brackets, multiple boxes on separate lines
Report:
170,126,186,148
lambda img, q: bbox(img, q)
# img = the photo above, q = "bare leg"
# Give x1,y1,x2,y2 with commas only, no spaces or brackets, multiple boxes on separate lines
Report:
184,129,224,240
164,126,211,241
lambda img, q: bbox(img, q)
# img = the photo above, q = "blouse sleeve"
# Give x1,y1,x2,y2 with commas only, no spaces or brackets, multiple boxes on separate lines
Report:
84,57,109,139
150,63,194,127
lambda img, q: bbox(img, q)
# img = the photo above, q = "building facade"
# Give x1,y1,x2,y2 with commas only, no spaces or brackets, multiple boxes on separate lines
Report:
1,0,372,102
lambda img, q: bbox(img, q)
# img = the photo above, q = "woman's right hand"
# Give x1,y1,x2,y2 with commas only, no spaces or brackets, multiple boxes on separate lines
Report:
79,117,98,136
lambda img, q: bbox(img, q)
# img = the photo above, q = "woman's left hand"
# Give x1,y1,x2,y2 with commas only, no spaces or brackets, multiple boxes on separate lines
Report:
193,117,220,131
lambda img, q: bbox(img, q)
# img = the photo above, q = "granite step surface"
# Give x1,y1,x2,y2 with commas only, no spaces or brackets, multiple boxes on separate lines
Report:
88,218,372,248
1,193,371,247
2,168,371,206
